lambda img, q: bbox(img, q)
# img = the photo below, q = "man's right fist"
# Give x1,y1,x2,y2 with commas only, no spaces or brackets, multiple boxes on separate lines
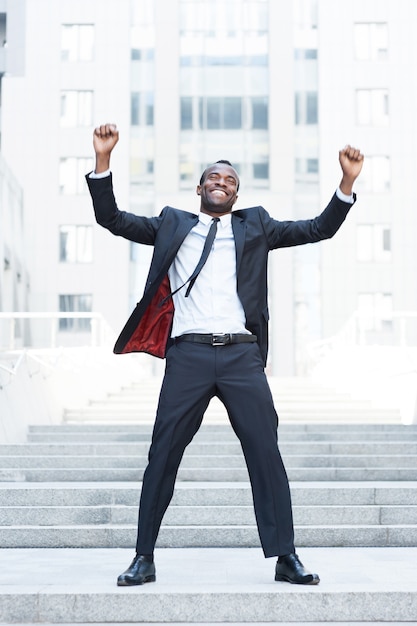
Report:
93,123,119,154
93,124,119,173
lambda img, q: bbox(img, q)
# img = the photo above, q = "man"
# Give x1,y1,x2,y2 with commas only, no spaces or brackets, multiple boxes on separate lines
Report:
87,124,364,587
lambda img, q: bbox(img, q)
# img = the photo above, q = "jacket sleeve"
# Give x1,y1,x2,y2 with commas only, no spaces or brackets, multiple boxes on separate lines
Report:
260,192,355,250
86,172,162,245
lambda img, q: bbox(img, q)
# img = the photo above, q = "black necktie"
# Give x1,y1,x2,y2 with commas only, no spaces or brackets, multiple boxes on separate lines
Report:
160,217,220,305
184,217,219,297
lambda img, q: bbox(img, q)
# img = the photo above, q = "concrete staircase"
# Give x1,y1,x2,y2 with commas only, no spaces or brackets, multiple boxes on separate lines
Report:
62,376,402,424
1,377,417,624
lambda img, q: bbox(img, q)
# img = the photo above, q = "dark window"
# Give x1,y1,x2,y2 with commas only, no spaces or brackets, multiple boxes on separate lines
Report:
145,93,154,125
224,98,241,129
253,162,269,179
59,294,92,331
207,98,222,129
252,97,268,129
306,92,318,124
246,55,268,66
131,92,140,125
181,97,193,129
199,97,242,130
295,92,318,125
383,228,391,252
294,49,318,60
307,158,319,173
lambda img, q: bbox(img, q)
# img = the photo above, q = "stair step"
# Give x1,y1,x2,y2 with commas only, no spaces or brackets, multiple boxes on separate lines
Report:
61,376,404,425
1,482,416,548
2,466,417,481
1,524,417,548
1,482,416,506
14,439,417,454
2,452,417,467
0,547,416,622
26,423,417,441
1,504,416,526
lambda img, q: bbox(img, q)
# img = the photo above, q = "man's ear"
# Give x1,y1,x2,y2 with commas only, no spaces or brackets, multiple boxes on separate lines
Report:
196,185,201,196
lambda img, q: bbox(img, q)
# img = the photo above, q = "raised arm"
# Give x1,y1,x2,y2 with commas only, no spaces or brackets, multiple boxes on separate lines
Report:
93,123,119,173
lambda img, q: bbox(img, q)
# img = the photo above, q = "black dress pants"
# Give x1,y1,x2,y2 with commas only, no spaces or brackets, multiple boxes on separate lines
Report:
135,340,295,558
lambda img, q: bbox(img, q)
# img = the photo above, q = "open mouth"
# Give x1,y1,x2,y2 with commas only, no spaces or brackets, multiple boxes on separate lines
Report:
210,189,227,197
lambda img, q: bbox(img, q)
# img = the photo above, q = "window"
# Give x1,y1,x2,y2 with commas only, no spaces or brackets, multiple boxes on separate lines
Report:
251,97,268,129
357,292,393,332
131,92,154,126
179,0,268,35
180,54,267,67
61,24,94,62
199,97,242,130
181,97,193,129
59,158,91,194
59,226,93,263
357,225,391,262
243,0,268,33
145,93,154,125
61,91,93,127
130,157,154,184
294,0,318,29
131,93,140,126
354,23,388,61
59,294,92,331
295,92,318,125
253,162,269,179
295,158,319,175
184,96,267,130
224,98,241,129
356,89,389,126
359,155,390,192
131,47,154,61
294,49,318,60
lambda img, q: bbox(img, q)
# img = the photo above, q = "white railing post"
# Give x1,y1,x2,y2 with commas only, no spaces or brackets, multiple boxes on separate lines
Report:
50,317,58,349
91,317,98,346
9,317,16,351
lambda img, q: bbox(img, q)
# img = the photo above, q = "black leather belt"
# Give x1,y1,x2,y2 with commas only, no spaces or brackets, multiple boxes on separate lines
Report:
174,333,257,346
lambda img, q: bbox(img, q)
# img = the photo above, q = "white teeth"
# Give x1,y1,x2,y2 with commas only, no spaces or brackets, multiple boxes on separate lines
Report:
212,190,226,196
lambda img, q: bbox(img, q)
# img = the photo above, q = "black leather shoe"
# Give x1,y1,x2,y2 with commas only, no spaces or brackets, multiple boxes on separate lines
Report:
117,554,156,586
275,553,320,585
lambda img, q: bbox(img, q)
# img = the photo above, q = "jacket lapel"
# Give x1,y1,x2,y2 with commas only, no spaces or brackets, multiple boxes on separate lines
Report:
159,213,199,272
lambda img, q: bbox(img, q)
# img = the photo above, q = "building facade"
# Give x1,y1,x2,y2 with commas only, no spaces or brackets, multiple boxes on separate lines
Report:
1,0,416,373
0,0,30,346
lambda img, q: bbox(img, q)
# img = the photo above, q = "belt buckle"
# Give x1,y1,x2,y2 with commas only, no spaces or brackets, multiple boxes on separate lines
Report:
211,333,230,346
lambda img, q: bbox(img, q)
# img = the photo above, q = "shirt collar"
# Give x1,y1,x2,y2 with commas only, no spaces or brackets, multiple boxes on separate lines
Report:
198,212,232,228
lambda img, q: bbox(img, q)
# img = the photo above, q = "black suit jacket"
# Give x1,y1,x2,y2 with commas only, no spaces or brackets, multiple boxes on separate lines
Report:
87,174,355,366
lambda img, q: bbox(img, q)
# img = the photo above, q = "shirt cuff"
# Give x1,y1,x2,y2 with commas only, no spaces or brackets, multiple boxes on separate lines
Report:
89,169,111,179
336,187,354,203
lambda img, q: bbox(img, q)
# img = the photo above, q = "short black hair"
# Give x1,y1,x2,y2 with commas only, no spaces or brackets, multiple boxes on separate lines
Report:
199,160,240,191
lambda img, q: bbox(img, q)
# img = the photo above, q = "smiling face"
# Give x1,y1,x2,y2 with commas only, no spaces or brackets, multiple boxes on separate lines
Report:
196,163,239,216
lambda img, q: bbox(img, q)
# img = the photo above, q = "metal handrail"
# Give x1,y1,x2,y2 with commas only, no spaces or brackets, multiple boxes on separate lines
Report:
0,351,26,376
308,310,417,357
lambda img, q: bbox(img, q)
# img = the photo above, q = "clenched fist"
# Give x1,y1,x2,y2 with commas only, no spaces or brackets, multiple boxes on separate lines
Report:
93,123,119,173
339,145,364,195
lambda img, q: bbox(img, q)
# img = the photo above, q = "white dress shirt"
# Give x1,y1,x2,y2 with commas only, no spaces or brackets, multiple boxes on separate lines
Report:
168,212,249,337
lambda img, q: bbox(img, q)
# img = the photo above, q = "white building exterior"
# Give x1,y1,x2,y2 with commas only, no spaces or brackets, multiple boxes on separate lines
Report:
0,0,30,345
1,0,416,374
